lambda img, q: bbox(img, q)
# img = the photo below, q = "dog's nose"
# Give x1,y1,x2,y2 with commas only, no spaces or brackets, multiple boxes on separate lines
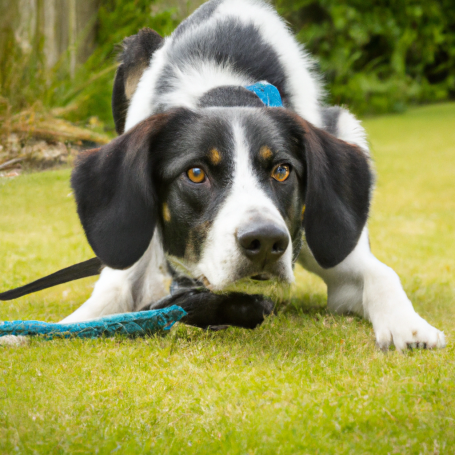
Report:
237,223,289,266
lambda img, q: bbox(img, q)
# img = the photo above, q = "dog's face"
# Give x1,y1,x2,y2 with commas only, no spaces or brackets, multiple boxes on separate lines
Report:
156,108,304,289
72,107,372,291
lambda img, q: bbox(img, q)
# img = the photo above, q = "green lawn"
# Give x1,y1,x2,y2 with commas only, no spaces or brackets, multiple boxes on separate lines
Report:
1,103,454,454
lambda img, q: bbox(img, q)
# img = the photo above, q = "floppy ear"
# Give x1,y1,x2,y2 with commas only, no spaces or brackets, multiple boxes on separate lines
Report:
112,28,163,135
301,118,372,268
269,110,372,268
71,114,170,270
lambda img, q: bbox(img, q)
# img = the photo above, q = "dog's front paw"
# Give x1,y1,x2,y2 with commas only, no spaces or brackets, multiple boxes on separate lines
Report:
0,335,29,347
372,310,446,351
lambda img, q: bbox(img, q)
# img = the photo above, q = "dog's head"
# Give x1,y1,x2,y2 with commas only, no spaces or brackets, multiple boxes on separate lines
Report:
72,105,372,291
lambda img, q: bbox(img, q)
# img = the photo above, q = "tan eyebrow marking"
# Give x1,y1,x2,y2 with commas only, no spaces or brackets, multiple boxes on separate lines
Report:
209,148,222,165
163,203,171,222
259,145,273,160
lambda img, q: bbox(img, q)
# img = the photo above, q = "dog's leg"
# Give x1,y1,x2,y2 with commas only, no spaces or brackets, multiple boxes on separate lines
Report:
61,233,171,323
298,227,446,350
59,267,137,323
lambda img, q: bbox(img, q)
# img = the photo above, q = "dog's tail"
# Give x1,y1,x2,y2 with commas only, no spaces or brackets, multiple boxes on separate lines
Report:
0,258,103,301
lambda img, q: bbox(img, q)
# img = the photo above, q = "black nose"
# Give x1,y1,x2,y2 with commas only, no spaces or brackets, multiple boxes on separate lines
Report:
237,223,289,266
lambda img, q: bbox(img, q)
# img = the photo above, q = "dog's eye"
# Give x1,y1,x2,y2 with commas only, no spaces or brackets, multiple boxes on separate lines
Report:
187,167,206,183
271,164,290,182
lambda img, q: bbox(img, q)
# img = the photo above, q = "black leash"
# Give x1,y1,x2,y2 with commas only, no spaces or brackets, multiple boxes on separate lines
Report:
0,257,103,301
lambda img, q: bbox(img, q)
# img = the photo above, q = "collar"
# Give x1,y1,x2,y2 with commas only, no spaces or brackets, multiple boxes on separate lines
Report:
245,81,283,107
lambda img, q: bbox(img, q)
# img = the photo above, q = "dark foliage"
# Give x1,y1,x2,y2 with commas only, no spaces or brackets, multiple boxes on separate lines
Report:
275,0,455,114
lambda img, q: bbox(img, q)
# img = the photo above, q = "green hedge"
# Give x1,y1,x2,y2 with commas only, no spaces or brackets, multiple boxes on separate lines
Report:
275,0,455,114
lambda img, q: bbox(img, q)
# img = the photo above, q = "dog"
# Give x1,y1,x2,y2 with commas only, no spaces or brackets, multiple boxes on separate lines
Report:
6,0,446,349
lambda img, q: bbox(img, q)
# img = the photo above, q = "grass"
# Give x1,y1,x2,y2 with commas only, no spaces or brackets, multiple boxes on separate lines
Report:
1,103,455,454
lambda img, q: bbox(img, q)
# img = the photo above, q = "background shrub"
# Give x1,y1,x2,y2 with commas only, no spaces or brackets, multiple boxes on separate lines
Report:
276,0,455,114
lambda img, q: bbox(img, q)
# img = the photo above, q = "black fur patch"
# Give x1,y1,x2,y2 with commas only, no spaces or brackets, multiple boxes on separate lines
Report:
112,65,129,135
155,110,235,261
119,28,163,71
112,28,163,135
198,86,264,108
321,106,342,136
71,112,175,269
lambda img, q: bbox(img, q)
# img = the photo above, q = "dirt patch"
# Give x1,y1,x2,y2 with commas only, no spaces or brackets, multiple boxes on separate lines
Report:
0,106,113,178
0,134,88,177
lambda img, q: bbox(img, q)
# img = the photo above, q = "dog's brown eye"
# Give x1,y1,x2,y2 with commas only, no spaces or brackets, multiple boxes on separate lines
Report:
272,164,290,182
187,167,206,183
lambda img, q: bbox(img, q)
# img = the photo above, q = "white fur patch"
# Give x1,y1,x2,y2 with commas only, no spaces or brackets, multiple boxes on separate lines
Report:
192,117,294,290
61,233,170,323
336,108,369,152
0,335,29,347
154,61,251,114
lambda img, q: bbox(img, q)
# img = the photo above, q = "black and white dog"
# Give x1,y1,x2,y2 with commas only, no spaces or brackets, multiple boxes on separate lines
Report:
57,0,444,349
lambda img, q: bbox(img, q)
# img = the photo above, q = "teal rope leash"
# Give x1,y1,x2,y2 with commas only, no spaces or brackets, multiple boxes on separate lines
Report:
0,306,186,340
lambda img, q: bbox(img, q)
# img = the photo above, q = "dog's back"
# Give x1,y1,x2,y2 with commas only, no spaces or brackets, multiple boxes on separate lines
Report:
124,0,323,131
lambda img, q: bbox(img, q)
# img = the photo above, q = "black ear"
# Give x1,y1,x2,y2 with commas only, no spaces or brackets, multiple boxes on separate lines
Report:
112,28,163,135
71,114,171,270
269,109,373,268
301,119,372,268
